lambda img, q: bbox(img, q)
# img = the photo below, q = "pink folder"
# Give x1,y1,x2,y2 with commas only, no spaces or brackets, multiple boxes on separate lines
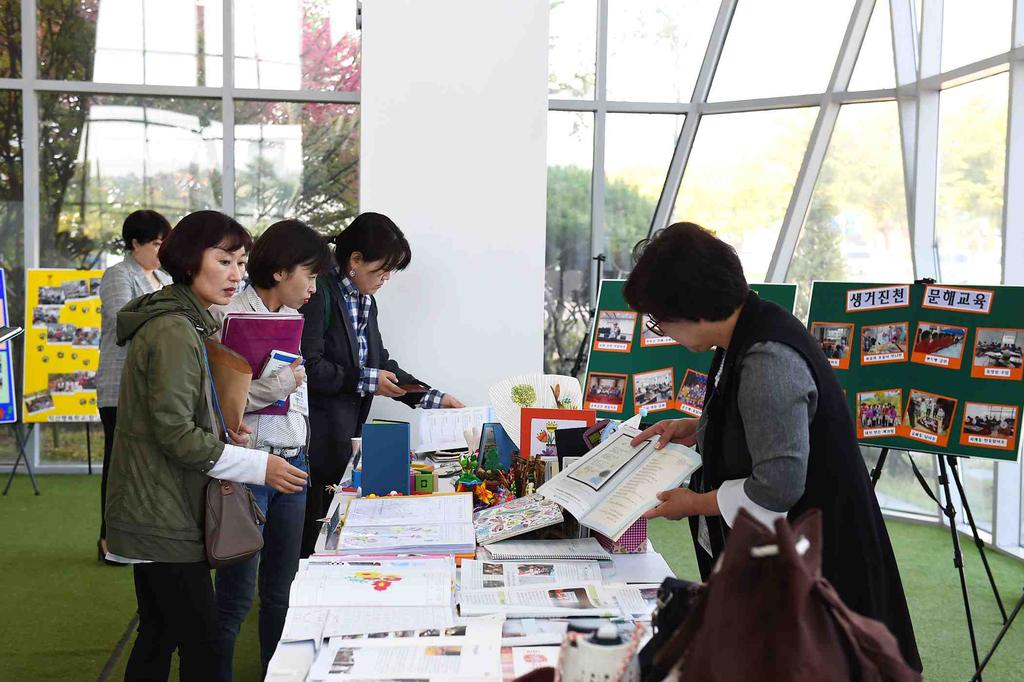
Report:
221,312,304,415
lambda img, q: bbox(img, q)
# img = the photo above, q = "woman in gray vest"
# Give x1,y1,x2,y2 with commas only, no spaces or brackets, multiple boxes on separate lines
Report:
95,210,172,564
627,222,921,672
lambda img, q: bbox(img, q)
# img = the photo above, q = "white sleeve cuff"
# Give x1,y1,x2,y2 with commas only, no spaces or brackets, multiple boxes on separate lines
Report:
207,444,269,486
717,478,788,529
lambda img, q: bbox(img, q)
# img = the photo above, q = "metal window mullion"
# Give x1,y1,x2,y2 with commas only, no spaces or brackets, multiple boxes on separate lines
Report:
589,0,608,301
222,0,235,216
995,0,1024,550
22,0,41,467
891,0,920,230
648,0,736,237
767,0,875,283
910,0,942,281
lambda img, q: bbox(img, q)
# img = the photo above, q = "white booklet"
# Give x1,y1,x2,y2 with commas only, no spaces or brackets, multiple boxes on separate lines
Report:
289,563,454,608
537,425,701,540
459,583,624,618
461,559,602,591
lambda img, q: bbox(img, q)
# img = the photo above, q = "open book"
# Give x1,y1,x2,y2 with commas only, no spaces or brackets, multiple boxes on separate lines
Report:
537,425,701,541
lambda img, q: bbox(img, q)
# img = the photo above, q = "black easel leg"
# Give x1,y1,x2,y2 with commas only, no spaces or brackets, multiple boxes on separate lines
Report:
869,447,889,489
947,456,1007,622
938,455,982,677
971,589,1024,681
3,424,40,496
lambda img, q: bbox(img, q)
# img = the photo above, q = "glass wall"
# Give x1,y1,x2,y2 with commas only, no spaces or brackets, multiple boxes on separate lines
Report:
545,0,1024,552
2,0,360,465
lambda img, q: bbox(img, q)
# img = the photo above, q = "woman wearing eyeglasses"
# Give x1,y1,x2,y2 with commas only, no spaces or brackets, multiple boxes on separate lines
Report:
298,212,465,556
626,222,921,673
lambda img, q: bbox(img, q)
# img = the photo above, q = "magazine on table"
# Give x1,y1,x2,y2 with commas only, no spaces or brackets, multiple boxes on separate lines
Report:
289,561,455,608
537,425,701,541
306,620,503,681
459,582,628,618
460,559,602,591
472,494,564,545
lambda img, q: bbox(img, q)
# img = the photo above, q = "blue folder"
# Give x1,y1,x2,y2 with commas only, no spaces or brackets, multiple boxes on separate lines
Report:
360,422,412,496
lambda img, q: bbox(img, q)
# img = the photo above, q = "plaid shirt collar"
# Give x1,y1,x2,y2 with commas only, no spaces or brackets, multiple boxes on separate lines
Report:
336,268,362,300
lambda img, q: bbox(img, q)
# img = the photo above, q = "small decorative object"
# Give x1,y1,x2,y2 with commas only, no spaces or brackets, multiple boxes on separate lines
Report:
455,453,482,491
387,490,401,496
510,383,537,407
473,482,494,506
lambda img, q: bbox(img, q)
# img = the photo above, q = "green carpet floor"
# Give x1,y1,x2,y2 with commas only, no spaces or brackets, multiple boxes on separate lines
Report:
3,474,1024,681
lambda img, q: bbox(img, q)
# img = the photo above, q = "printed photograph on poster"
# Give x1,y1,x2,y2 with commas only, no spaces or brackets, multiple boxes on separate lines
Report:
860,322,908,365
519,408,596,459
811,322,853,369
24,389,55,416
675,369,708,417
639,314,678,348
31,305,61,327
90,277,102,297
899,389,957,447
584,372,627,413
593,310,637,353
856,389,902,439
38,286,65,305
46,323,77,344
61,279,92,300
971,328,1023,380
76,371,97,391
633,367,674,414
910,322,967,370
72,326,100,347
960,403,1019,451
48,373,80,394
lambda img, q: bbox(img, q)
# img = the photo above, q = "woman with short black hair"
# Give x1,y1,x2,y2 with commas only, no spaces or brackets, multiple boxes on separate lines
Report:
298,212,464,555
211,219,331,680
627,222,921,672
104,210,308,681
96,210,172,564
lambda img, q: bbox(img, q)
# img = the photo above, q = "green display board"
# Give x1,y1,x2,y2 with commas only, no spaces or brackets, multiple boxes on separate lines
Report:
584,280,797,424
806,281,1024,462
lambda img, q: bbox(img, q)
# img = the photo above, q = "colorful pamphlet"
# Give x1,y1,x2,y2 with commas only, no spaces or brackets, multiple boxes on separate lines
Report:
473,494,564,545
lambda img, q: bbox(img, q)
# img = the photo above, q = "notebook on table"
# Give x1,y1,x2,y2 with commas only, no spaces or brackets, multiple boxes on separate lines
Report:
481,537,611,562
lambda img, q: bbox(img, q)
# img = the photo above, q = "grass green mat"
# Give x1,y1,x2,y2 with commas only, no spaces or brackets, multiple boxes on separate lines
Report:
3,475,1024,681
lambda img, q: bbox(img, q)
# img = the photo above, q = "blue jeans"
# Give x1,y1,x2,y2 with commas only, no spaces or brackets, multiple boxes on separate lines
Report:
215,451,307,681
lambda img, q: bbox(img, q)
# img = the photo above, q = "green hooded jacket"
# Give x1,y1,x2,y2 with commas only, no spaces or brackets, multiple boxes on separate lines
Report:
104,283,227,563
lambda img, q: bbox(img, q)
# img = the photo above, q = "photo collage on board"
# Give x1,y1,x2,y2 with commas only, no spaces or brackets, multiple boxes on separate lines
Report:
586,306,707,420
24,271,104,420
812,283,1022,457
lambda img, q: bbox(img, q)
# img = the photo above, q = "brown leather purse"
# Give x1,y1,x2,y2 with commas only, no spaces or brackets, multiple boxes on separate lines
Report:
200,336,266,568
205,478,267,568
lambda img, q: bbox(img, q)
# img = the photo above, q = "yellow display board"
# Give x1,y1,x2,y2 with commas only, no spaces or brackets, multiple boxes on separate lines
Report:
22,268,104,422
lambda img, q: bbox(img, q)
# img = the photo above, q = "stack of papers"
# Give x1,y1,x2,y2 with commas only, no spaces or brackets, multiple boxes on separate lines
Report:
330,494,476,556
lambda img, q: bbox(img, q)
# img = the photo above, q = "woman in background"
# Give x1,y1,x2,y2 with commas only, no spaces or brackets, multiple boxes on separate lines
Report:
95,210,172,564
104,210,307,681
212,220,331,681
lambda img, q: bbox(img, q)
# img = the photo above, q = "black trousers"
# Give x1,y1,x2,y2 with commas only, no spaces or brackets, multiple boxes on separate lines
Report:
99,406,117,539
126,561,220,682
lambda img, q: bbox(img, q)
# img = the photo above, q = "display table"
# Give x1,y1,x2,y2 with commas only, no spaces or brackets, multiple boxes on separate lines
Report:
267,464,676,682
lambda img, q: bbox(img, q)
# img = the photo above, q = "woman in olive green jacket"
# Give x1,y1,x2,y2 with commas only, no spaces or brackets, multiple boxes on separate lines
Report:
104,211,307,682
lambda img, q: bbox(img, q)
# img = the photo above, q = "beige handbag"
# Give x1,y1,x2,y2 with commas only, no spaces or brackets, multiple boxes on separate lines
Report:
200,336,266,568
